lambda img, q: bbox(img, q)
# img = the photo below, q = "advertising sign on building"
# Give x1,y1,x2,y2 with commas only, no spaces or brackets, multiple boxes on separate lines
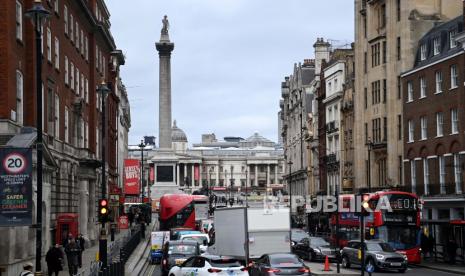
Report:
118,215,129,229
124,159,140,195
0,148,33,227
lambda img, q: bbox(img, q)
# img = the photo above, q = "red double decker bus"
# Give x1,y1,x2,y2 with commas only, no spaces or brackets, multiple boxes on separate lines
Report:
329,191,421,264
159,194,208,231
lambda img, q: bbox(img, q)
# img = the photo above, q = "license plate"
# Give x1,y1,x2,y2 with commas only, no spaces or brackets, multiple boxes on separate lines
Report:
390,262,401,266
175,259,186,265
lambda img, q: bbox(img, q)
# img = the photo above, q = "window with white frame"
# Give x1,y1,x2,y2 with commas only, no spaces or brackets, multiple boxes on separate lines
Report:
16,1,22,41
420,43,427,60
433,37,441,55
95,45,99,68
54,37,59,69
420,77,426,98
47,27,52,62
420,116,427,140
454,154,463,194
64,106,69,143
80,73,84,97
70,62,74,90
410,160,416,193
435,71,443,93
75,68,80,95
84,36,88,61
85,78,89,103
407,81,413,102
64,56,68,84
436,112,444,137
450,29,457,49
423,158,429,195
450,64,458,88
75,21,79,49
80,30,84,55
54,0,59,14
439,155,445,194
103,56,106,78
64,5,68,34
84,121,89,148
16,70,23,125
70,14,74,42
96,127,99,158
451,109,458,134
79,118,84,148
54,93,60,138
408,120,414,142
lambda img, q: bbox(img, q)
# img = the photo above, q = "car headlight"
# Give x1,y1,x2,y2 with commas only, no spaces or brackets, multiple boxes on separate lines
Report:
314,248,321,253
375,254,385,260
291,241,296,246
402,254,408,261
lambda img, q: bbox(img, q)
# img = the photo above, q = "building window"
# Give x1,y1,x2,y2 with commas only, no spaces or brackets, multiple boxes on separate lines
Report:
64,5,68,34
85,78,89,103
454,154,463,194
70,62,74,90
371,43,380,67
364,52,367,73
410,160,416,193
372,80,380,105
96,45,99,69
450,64,458,89
423,158,429,195
365,123,368,143
383,79,386,102
75,68,80,95
451,109,458,134
420,116,427,140
70,14,74,42
364,87,367,109
420,77,426,98
450,29,457,49
420,43,427,61
64,56,69,85
397,76,401,99
54,37,59,70
54,93,60,139
397,114,402,140
396,0,401,21
408,120,414,142
75,21,79,49
435,71,443,93
372,118,381,143
64,106,69,143
80,73,84,97
397,37,401,60
433,37,441,55
380,4,386,28
439,155,445,194
407,81,413,102
16,70,23,125
382,41,387,64
363,15,367,38
436,112,444,137
47,27,52,62
85,121,89,148
54,0,59,14
84,36,89,61
398,155,403,185
96,127,99,158
80,30,84,55
383,117,387,141
16,1,22,41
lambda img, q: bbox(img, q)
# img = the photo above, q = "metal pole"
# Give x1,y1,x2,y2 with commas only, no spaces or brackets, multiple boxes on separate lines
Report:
335,182,340,273
230,169,233,206
288,161,293,250
367,143,371,192
360,194,365,276
140,143,144,199
99,82,108,269
35,17,44,276
245,169,249,207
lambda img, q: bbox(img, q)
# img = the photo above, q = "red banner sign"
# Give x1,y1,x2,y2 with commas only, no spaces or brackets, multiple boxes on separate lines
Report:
124,159,140,195
149,166,154,182
194,165,200,181
118,215,129,229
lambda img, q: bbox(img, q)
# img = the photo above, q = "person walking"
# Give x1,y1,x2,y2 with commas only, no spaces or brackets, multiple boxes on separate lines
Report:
65,239,81,275
62,233,74,247
20,262,34,276
447,237,458,264
46,244,64,276
76,234,85,268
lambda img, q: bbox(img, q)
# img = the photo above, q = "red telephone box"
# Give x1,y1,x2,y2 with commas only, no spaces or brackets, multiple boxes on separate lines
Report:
56,213,79,245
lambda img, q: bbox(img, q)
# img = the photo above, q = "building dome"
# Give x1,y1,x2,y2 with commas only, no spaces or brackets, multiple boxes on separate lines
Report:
171,120,188,142
240,132,275,148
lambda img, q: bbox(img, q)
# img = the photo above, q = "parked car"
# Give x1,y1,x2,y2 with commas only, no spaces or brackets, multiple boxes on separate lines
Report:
340,240,408,273
293,237,337,261
161,240,201,276
168,255,248,276
249,253,310,276
179,233,210,253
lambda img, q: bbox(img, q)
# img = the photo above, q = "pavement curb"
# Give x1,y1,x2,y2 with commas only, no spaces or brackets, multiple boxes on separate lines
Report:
411,264,465,275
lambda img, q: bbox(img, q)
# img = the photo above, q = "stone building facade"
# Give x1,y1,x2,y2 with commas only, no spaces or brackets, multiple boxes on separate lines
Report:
0,1,124,274
402,15,465,251
353,0,462,191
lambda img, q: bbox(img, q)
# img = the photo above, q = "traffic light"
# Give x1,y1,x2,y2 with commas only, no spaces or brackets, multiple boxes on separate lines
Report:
99,199,109,223
360,193,370,216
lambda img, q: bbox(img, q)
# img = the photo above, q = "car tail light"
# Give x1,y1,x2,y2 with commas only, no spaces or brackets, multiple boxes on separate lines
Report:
208,268,223,273
298,267,310,273
266,268,281,273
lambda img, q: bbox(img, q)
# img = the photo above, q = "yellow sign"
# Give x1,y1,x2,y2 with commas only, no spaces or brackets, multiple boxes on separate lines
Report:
370,228,375,236
358,249,362,260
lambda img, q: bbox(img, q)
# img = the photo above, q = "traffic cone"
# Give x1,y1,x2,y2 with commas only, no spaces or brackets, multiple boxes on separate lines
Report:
323,256,331,271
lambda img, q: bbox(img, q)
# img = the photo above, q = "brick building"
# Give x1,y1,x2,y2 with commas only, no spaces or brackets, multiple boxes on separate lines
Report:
402,15,465,256
0,0,125,273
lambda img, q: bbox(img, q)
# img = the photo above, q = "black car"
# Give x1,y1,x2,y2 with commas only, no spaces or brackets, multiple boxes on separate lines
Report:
249,253,310,276
161,240,200,276
291,228,310,244
293,237,337,262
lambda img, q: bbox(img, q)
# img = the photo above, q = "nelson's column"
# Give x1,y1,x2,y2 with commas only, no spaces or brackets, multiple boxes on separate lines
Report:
156,15,174,149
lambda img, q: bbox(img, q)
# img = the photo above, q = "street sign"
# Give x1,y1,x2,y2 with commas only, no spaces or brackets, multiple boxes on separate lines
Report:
0,148,33,227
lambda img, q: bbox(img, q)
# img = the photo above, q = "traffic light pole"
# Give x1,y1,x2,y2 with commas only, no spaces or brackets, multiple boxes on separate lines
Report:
99,84,108,269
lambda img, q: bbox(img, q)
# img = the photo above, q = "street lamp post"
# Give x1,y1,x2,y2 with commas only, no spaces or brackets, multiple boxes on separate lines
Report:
208,167,213,215
366,139,373,192
97,80,110,269
245,169,249,207
287,160,293,249
25,1,50,274
335,178,340,273
230,167,233,207
138,140,146,199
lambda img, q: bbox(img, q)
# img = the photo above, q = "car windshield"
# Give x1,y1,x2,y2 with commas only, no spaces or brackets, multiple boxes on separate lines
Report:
292,229,309,241
208,259,242,268
310,237,329,247
270,255,301,265
168,245,197,255
366,243,395,252
182,236,207,244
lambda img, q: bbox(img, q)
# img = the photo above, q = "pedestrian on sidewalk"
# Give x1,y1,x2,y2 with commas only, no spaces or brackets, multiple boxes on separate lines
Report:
76,234,85,268
62,233,74,247
65,239,81,275
140,218,146,239
447,237,458,264
46,244,64,276
20,262,34,276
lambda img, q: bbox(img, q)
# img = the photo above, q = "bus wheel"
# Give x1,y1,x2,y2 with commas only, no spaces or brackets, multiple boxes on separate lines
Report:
342,256,350,268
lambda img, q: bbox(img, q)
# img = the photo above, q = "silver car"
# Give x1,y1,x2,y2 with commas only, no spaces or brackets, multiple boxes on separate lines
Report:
340,240,408,273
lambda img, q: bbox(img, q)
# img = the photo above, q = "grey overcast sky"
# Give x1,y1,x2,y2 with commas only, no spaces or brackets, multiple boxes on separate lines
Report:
106,0,354,146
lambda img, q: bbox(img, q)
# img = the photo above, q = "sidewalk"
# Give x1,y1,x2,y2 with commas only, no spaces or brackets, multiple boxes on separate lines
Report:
303,261,358,276
413,259,465,275
60,227,132,276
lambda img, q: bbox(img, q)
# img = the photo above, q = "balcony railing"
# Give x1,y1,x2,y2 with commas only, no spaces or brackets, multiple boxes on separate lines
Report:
326,121,339,134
